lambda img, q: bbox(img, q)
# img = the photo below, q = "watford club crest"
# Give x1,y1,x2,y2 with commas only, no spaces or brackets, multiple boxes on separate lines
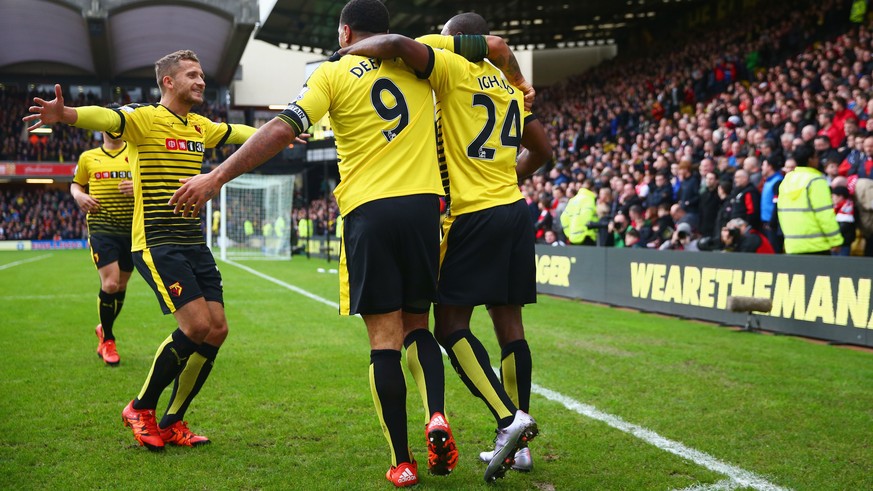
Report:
168,281,183,297
194,124,202,135
93,252,100,264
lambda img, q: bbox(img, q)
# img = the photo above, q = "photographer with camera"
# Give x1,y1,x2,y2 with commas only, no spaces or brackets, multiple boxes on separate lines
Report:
659,222,696,251
721,218,775,254
610,212,630,247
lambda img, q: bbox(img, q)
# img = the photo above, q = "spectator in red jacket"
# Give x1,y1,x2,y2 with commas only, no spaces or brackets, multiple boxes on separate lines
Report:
729,170,762,231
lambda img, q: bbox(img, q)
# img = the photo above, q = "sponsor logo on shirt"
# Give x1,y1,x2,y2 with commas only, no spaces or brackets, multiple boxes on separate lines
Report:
165,138,204,153
94,171,132,180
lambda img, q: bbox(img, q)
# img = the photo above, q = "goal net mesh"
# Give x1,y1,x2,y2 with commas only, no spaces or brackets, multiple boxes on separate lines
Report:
208,174,295,260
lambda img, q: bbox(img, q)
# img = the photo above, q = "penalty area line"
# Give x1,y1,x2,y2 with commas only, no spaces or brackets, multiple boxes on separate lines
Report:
224,260,789,491
0,253,52,271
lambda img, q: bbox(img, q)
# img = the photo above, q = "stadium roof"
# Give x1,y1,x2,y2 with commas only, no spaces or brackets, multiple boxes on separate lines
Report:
256,0,711,54
0,0,257,85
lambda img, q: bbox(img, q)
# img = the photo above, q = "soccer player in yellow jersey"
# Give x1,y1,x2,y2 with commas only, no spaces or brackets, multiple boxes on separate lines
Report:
26,50,257,452
338,12,552,482
71,123,133,366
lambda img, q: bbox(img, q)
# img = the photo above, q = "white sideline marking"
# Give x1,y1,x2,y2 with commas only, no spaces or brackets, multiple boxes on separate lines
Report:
535,383,788,490
223,260,789,491
675,479,740,491
0,253,52,271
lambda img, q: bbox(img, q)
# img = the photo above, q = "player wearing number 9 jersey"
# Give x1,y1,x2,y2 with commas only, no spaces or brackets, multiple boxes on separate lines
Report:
280,3,462,483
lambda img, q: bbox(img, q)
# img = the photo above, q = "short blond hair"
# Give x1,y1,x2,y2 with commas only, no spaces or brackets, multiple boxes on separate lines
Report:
154,50,200,92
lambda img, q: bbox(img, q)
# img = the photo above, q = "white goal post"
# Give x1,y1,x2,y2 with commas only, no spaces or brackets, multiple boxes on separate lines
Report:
206,174,295,260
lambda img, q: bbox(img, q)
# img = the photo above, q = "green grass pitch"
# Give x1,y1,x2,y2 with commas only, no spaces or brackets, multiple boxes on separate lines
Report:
0,250,871,490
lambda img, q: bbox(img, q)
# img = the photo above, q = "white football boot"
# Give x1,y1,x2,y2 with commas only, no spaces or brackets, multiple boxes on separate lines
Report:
482,410,538,482
479,445,533,472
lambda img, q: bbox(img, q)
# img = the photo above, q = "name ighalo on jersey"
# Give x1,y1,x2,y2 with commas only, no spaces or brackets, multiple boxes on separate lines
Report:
477,75,515,94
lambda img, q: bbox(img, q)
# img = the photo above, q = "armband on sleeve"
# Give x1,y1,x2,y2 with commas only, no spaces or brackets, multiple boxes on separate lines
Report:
414,45,436,79
72,106,122,134
454,35,488,62
276,104,309,135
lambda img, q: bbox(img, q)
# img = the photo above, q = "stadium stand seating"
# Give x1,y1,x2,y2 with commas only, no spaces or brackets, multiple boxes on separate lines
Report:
2,0,870,255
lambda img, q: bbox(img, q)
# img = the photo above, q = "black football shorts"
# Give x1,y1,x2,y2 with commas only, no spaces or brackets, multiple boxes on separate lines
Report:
133,244,223,315
89,233,134,272
438,199,536,306
339,194,441,316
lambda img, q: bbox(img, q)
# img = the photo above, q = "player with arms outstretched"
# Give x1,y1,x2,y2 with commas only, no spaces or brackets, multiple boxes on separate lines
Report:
27,50,258,451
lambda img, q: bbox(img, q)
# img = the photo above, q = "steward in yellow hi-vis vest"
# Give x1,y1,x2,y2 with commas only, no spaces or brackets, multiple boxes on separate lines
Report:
777,144,842,254
778,170,842,253
561,186,597,245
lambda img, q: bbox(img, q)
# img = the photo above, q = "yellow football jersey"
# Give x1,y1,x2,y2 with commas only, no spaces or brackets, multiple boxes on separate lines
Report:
73,144,133,236
277,54,443,215
416,34,489,214
421,40,534,216
114,104,235,251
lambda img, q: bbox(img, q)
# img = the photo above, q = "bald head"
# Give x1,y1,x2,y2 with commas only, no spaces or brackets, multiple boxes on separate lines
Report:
734,169,750,187
442,12,489,35
801,125,817,142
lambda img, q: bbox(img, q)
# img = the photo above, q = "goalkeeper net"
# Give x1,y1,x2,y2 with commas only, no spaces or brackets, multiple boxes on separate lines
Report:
206,174,295,260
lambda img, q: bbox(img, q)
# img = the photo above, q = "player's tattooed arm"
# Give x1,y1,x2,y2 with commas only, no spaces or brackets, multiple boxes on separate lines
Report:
484,36,534,111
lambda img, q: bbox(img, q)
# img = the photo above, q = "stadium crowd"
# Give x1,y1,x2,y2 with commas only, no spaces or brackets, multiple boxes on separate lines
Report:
0,86,236,242
0,85,234,164
0,187,86,241
525,0,873,256
3,0,873,257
